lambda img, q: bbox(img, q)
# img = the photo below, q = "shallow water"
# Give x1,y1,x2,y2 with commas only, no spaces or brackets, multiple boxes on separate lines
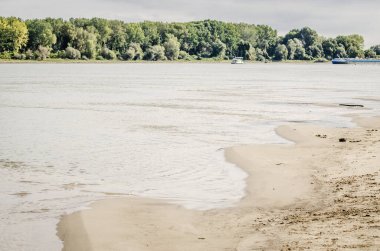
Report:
0,63,379,250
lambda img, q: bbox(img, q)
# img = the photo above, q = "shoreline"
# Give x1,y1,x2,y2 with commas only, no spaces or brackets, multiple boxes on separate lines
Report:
57,116,380,250
0,59,324,64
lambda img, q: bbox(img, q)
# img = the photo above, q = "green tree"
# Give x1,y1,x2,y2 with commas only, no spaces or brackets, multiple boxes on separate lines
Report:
335,46,347,58
125,23,145,46
284,27,322,59
255,25,278,59
307,44,323,59
122,43,143,60
178,50,192,60
287,38,305,60
274,44,288,60
178,23,199,54
237,23,257,46
336,34,364,58
255,48,266,61
211,39,226,59
236,40,255,60
70,18,92,29
140,22,159,48
71,27,97,59
299,27,319,49
197,41,213,58
26,19,56,50
35,45,50,60
322,38,338,60
163,34,180,60
65,47,81,59
90,18,112,47
370,45,380,55
43,18,66,51
107,20,126,52
364,49,376,58
100,47,117,60
25,49,34,59
218,22,240,57
144,45,166,61
56,22,77,50
0,17,28,53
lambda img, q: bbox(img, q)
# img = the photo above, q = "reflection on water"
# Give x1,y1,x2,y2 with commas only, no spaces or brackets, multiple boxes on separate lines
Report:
0,63,379,250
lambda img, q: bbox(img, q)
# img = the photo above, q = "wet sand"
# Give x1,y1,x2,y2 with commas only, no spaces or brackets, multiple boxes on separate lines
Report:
57,116,380,250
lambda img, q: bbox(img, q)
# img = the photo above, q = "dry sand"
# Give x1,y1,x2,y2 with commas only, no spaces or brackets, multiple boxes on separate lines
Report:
57,116,380,250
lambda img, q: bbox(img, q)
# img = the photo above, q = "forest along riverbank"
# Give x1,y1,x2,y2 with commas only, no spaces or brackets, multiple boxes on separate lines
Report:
57,116,380,251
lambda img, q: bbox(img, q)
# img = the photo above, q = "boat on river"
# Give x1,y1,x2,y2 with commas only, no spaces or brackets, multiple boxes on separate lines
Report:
231,57,244,64
332,58,380,64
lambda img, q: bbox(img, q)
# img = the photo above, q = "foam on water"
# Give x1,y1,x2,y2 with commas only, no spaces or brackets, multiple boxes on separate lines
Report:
0,63,379,250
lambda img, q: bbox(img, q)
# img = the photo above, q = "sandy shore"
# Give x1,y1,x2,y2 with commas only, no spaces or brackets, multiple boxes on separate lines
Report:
57,116,380,250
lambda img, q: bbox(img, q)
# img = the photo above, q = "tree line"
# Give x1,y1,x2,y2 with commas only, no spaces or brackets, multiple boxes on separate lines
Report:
1,17,379,61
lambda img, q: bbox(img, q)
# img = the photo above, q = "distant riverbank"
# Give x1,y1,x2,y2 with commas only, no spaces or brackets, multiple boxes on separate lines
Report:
1,17,379,66
0,59,323,64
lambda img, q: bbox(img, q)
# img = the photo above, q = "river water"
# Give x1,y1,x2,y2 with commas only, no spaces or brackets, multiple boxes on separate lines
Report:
0,63,379,250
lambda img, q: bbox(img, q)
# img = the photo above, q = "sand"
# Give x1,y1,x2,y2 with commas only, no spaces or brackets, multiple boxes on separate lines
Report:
57,116,380,250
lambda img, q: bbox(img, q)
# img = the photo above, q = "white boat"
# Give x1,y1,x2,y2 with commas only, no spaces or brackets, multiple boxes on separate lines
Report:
231,57,244,64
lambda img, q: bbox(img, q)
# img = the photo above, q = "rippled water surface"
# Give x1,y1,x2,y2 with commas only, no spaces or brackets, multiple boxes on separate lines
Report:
0,63,379,250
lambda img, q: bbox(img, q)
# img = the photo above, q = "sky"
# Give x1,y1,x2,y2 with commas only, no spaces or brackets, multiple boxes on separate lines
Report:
1,0,379,47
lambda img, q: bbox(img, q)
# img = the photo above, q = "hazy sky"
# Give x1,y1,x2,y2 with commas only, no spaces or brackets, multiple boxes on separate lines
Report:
1,0,379,47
